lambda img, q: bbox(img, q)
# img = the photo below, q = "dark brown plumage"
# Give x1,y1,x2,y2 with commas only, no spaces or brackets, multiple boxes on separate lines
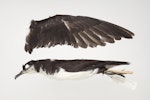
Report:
23,59,129,75
25,15,134,53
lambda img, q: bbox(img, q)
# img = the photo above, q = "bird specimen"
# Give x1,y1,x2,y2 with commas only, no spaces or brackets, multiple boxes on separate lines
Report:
15,59,132,80
16,15,136,89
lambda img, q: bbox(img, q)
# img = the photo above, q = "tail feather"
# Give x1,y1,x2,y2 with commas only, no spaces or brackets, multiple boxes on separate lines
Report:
102,61,136,89
107,74,137,90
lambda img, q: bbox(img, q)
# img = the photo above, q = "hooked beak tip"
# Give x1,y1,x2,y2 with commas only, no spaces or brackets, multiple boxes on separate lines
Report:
14,75,19,80
14,71,23,80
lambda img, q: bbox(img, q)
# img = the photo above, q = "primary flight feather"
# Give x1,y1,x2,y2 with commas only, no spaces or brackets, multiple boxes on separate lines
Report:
25,15,134,54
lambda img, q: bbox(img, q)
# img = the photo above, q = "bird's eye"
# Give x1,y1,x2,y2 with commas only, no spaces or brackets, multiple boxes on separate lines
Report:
22,65,26,70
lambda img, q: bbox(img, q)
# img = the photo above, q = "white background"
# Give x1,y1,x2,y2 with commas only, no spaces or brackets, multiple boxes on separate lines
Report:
0,0,150,100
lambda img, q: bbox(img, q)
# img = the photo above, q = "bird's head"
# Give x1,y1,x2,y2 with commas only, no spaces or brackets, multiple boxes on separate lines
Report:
15,61,36,80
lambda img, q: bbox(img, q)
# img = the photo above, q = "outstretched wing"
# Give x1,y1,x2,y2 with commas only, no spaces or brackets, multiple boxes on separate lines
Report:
25,15,134,53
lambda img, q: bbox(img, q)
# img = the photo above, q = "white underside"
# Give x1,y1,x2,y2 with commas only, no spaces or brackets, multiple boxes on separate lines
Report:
40,68,99,80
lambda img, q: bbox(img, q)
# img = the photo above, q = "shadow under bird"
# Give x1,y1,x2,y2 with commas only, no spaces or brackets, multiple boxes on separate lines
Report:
25,15,134,54
15,59,132,80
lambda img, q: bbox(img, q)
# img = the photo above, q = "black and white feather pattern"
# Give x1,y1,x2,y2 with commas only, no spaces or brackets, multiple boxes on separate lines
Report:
25,59,129,75
25,15,134,53
15,59,136,89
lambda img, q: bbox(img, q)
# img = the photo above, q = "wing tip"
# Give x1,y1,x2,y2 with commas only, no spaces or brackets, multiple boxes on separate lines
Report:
121,61,130,65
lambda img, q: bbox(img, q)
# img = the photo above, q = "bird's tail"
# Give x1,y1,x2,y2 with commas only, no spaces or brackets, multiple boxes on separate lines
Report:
102,61,137,90
106,73,137,90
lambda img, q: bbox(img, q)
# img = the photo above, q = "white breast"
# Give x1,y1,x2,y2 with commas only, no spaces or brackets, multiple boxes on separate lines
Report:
40,68,99,80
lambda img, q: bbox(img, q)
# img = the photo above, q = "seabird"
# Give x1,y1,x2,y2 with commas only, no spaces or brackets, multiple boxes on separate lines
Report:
25,15,134,54
15,59,132,80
